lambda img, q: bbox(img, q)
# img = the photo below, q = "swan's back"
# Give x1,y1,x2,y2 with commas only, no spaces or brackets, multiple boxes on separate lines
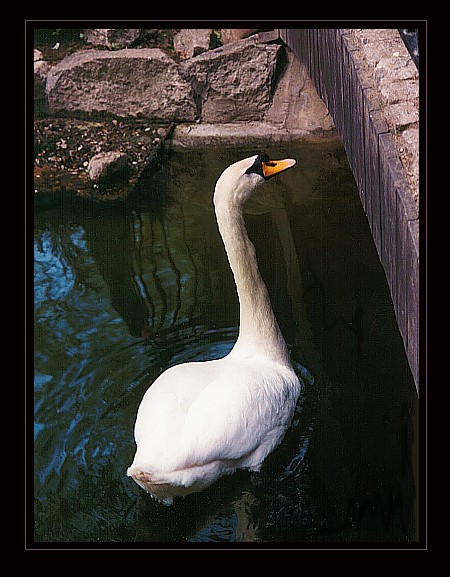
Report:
128,355,301,502
132,356,301,467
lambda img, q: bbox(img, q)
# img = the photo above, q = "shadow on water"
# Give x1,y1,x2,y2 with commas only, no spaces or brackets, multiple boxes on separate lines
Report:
33,142,418,544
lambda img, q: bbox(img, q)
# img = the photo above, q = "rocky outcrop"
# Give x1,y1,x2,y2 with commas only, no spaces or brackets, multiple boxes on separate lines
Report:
45,48,197,121
180,37,281,122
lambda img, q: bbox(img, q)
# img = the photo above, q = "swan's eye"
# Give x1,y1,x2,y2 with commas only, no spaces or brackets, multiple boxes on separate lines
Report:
245,154,269,178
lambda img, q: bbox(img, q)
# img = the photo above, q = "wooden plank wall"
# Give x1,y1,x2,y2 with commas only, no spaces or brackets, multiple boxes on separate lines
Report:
279,29,419,392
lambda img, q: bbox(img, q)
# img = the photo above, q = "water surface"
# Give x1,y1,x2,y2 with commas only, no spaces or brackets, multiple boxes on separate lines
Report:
33,142,417,544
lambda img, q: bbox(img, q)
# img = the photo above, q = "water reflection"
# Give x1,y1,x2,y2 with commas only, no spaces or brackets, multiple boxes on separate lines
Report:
33,143,417,544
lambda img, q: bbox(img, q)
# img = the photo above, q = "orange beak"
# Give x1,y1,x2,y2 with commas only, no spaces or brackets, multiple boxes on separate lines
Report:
262,158,296,179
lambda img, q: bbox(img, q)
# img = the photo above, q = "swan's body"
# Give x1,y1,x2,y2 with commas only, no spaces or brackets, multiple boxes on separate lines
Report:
127,154,302,505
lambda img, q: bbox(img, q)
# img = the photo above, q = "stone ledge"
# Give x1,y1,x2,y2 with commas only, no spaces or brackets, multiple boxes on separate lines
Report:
350,29,419,207
172,122,339,147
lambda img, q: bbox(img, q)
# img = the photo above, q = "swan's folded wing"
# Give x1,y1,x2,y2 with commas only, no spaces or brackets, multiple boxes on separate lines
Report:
180,363,299,467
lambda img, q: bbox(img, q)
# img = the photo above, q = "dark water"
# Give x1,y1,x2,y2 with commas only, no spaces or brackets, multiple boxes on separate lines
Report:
33,142,418,545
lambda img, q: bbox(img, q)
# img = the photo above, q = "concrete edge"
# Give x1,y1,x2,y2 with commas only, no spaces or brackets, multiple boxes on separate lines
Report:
172,122,340,147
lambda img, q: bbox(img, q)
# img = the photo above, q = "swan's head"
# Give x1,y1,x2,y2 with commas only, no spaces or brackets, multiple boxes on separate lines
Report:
214,153,296,209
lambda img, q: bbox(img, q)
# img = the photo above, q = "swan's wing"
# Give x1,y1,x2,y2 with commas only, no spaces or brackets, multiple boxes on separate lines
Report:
180,362,300,468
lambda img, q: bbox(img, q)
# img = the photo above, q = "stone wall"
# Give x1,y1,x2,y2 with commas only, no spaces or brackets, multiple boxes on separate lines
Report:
279,28,419,391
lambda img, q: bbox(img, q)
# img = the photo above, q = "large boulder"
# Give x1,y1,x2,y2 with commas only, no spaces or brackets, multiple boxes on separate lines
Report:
220,29,258,44
181,37,282,122
45,48,197,122
173,29,216,60
84,29,142,49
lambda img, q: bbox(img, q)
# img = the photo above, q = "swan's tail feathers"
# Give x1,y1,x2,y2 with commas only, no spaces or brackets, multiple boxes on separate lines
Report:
127,467,174,506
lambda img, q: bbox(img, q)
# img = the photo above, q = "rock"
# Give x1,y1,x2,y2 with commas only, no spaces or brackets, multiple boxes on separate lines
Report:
265,49,334,133
84,29,142,49
399,125,419,197
34,58,51,78
34,54,50,78
181,37,281,122
220,29,258,44
34,48,50,78
87,151,129,183
34,51,50,114
386,100,419,130
375,55,418,84
173,29,215,60
46,48,197,121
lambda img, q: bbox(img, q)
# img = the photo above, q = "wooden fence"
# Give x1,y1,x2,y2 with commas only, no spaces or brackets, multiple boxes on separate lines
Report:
278,29,419,392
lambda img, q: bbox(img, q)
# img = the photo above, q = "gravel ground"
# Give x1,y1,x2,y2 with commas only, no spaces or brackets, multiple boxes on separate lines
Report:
34,117,170,201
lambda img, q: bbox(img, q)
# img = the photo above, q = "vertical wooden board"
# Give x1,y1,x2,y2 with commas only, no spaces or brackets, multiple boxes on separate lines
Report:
294,28,305,62
307,29,317,91
406,218,419,390
395,182,418,365
378,132,403,303
352,84,365,215
330,29,343,120
320,29,342,118
314,29,324,102
285,29,292,48
348,60,367,216
317,28,330,110
285,29,295,56
301,29,309,62
362,107,375,239
395,191,407,355
311,29,321,95
365,109,389,259
284,29,301,62
342,33,364,177
290,29,307,69
358,95,371,218
351,52,374,215
340,33,356,170
335,30,346,137
342,33,352,156
342,33,363,170
381,167,397,306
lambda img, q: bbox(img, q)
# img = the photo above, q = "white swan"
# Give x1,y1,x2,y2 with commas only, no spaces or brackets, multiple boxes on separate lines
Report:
127,153,302,505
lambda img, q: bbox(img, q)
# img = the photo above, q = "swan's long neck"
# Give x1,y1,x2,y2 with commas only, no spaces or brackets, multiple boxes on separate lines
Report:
215,200,291,365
